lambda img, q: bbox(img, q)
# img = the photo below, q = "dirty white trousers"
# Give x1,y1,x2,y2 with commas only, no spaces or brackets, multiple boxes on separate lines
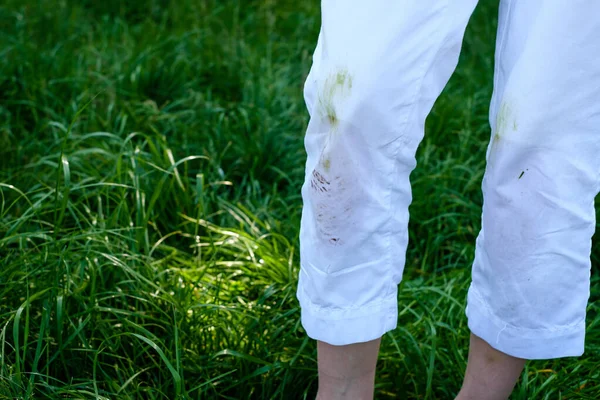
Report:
296,0,600,359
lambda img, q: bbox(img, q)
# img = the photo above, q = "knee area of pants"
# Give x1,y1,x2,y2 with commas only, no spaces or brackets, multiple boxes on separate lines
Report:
303,69,383,246
308,169,358,246
491,98,547,150
304,67,356,126
305,66,401,133
491,91,585,149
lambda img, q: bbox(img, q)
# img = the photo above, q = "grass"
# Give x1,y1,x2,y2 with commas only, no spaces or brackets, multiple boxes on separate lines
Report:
0,0,599,398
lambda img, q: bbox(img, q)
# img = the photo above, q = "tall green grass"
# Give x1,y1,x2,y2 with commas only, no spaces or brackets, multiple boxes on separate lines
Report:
0,0,598,398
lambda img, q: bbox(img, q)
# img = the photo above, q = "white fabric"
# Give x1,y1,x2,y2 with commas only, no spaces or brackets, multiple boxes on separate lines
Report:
297,0,600,359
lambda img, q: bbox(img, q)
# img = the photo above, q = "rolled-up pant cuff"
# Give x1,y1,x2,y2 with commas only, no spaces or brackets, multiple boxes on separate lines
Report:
466,286,585,360
298,288,398,346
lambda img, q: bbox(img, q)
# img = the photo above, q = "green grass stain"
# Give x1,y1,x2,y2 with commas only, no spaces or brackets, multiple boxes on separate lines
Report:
335,69,349,87
326,112,338,126
318,67,353,130
490,100,521,170
316,68,354,172
496,102,510,138
493,132,501,144
496,101,518,139
490,100,518,169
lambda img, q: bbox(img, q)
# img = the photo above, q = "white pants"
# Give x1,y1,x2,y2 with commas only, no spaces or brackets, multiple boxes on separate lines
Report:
297,0,600,359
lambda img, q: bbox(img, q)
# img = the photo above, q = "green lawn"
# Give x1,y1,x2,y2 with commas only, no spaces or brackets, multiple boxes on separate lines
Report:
1,1,599,398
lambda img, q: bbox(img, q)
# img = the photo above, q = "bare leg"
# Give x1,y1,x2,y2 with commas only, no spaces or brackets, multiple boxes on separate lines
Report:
456,333,527,400
316,338,381,400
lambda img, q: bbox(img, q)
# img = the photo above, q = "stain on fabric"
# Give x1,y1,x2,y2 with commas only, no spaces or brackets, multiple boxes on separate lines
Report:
489,100,518,168
309,67,357,247
310,169,354,246
318,67,353,132
517,168,529,180
316,68,354,172
326,111,338,126
335,68,353,89
310,170,330,193
495,101,518,140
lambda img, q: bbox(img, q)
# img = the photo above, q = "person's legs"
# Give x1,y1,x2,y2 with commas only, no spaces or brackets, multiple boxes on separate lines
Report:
462,0,600,397
297,0,478,397
456,334,525,400
316,338,381,400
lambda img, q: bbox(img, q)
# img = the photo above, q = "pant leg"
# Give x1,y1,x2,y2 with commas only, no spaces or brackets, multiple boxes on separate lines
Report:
297,0,478,346
467,0,600,359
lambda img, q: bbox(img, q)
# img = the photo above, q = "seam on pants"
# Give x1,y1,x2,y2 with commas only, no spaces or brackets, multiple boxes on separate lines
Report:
469,285,585,334
384,0,454,299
